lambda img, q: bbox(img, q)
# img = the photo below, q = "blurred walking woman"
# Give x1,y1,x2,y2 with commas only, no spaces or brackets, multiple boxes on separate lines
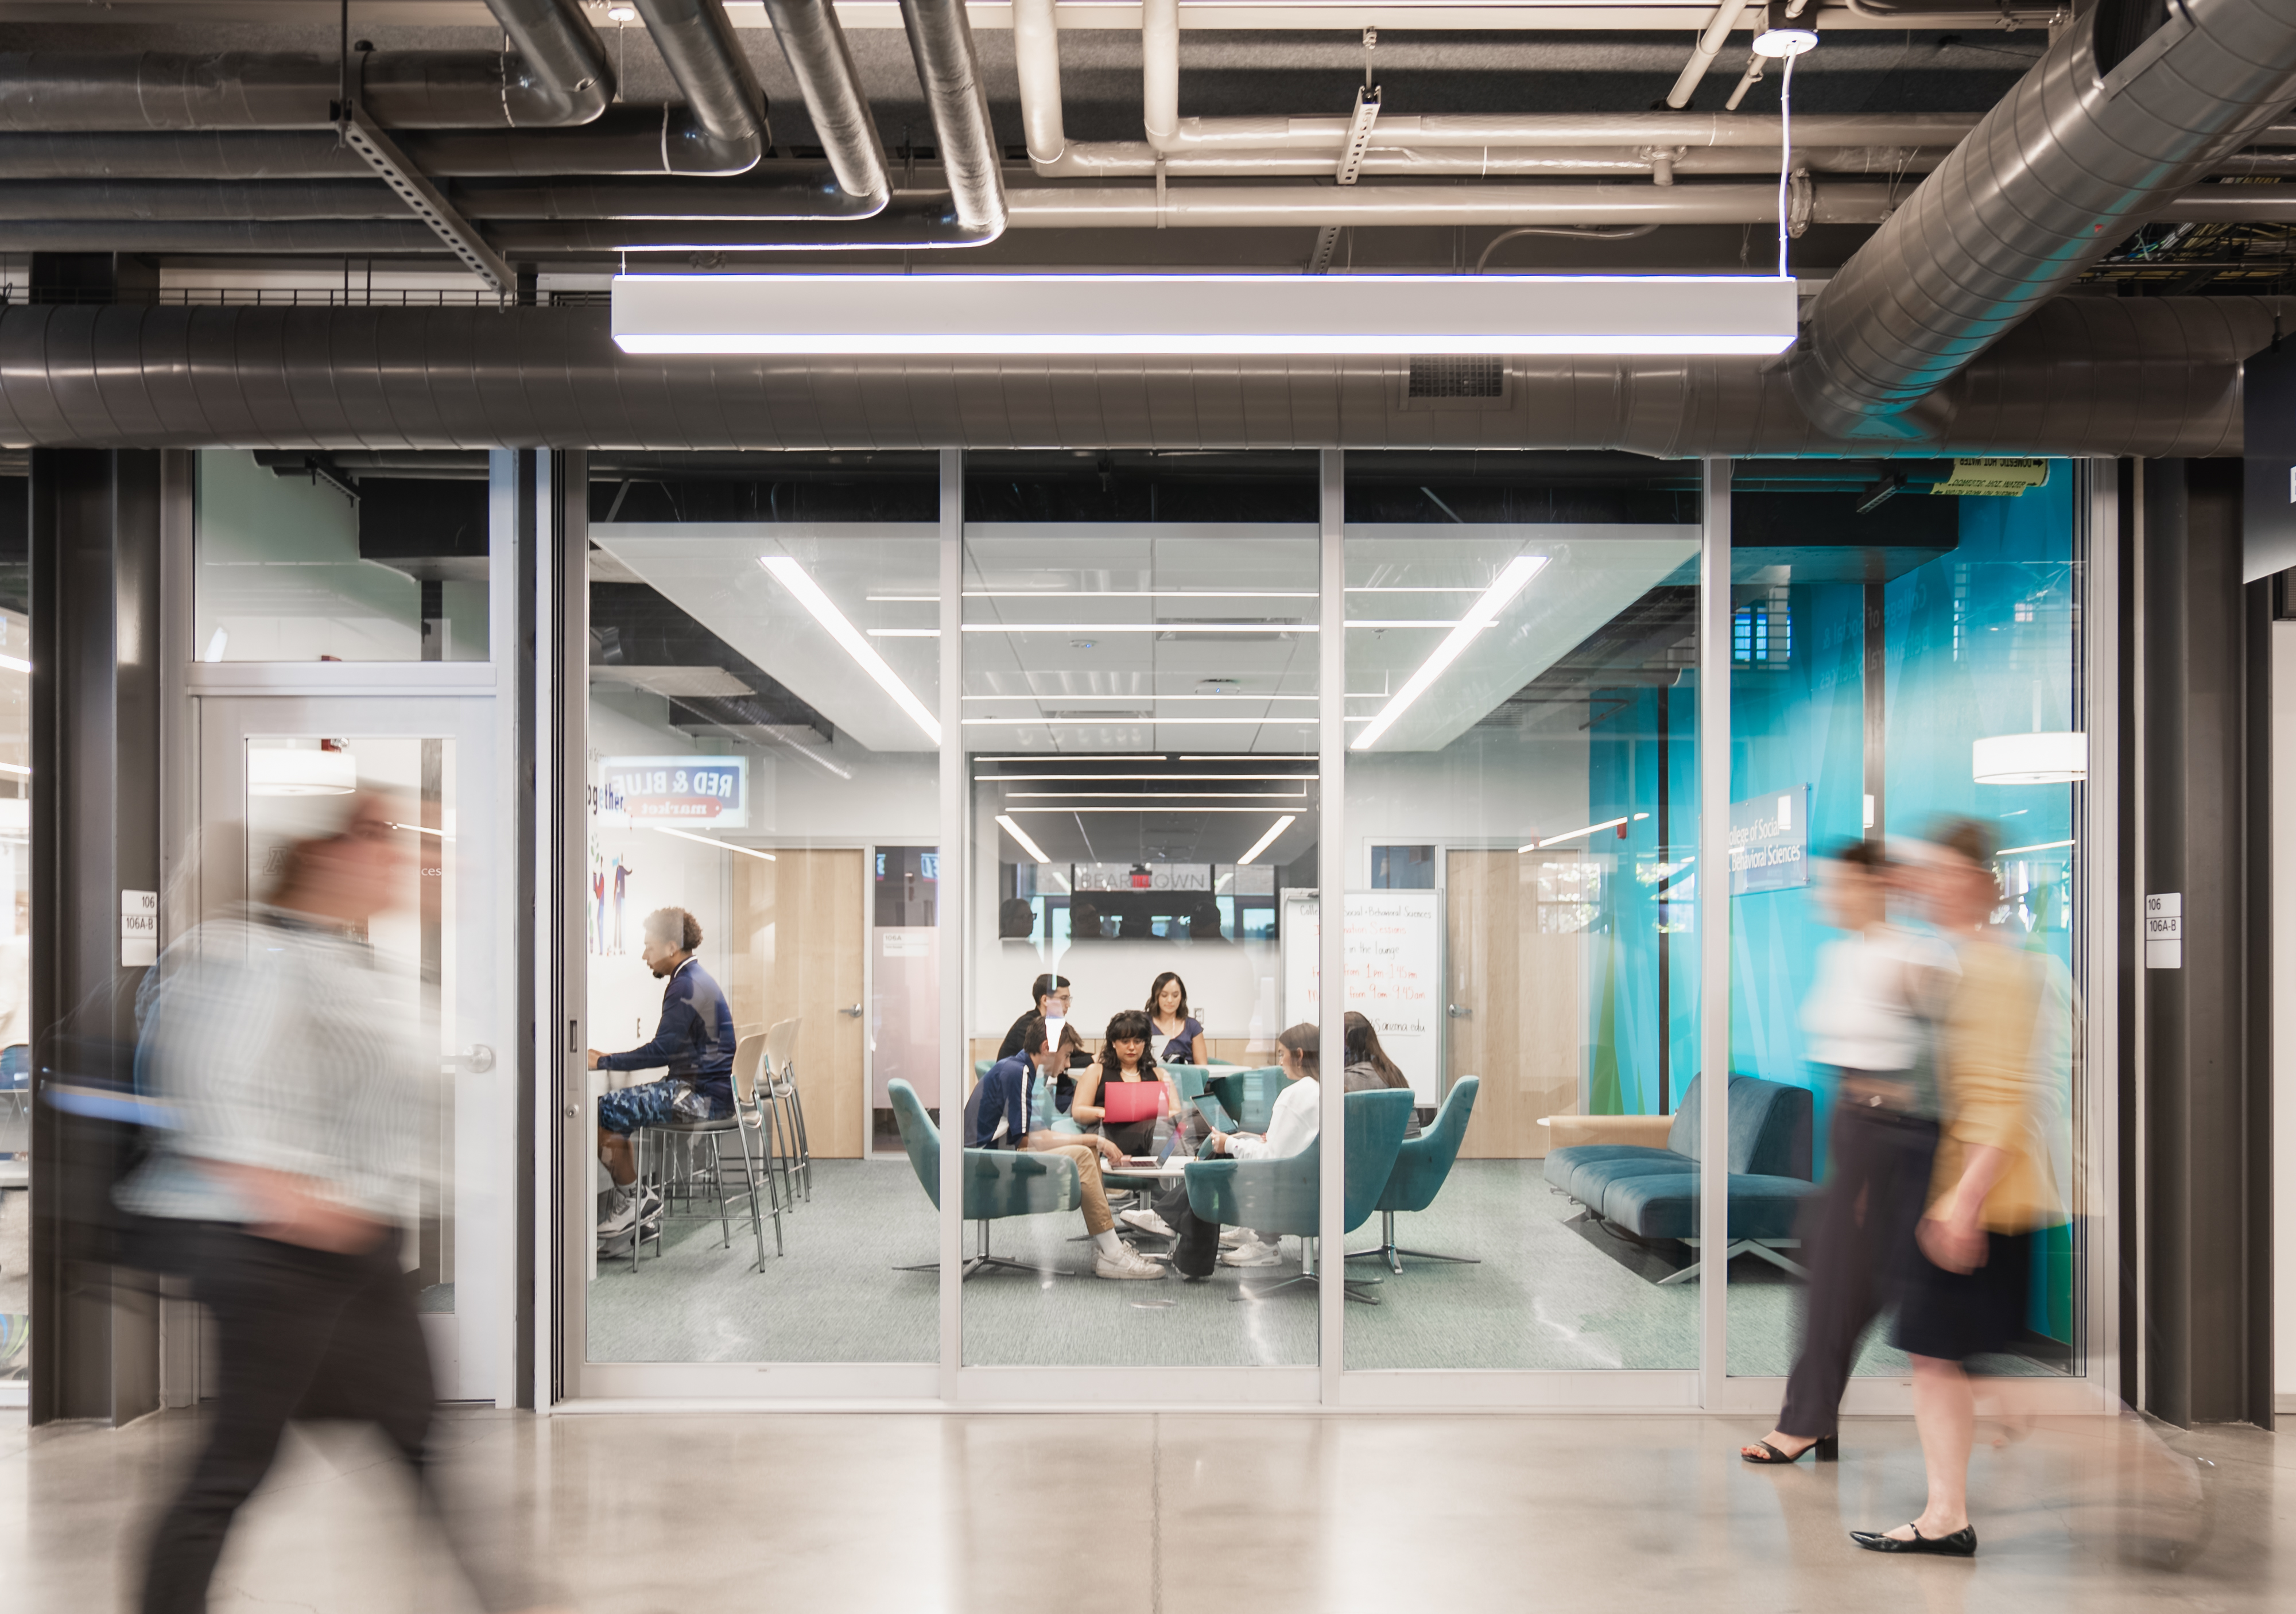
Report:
1741,840,1954,1466
1852,819,2065,1558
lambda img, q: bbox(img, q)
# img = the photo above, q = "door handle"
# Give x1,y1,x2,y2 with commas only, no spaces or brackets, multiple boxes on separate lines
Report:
1446,1004,1471,1019
839,1003,863,1018
443,1044,497,1073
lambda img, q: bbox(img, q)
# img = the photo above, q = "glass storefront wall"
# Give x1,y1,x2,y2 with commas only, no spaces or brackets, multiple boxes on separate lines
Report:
579,454,942,1368
959,453,1322,1369
546,449,2112,1408
1339,455,1702,1374
1724,459,2089,1387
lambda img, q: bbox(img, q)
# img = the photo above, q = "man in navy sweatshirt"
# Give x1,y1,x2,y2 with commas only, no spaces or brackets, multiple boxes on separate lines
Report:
587,906,736,1239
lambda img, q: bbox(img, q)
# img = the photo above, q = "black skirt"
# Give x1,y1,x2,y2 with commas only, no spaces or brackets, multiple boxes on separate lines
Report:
1890,1227,2033,1362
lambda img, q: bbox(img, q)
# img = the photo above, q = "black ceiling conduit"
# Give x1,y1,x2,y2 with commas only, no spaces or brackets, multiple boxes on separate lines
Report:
627,0,771,177
0,221,443,253
1795,0,2296,439
0,111,776,181
0,51,610,131
0,297,2273,456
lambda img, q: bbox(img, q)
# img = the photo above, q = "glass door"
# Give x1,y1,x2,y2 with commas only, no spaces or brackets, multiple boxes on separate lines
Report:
196,695,513,1403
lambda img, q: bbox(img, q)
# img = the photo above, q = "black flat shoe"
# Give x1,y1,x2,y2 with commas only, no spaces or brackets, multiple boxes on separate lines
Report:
1742,1434,1839,1464
1850,1523,1977,1557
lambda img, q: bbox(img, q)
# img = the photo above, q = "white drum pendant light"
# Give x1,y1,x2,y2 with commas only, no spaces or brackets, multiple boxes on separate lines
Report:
1972,731,2087,785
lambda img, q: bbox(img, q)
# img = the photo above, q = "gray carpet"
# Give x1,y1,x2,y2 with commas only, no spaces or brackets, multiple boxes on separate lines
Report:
585,1158,2046,1377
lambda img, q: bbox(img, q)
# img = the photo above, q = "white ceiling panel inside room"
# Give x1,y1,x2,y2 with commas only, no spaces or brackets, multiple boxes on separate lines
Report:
1344,525,1698,754
591,523,943,752
961,523,1322,758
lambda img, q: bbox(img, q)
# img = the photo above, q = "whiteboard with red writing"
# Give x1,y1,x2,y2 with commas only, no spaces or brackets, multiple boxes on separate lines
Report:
1281,890,1444,1102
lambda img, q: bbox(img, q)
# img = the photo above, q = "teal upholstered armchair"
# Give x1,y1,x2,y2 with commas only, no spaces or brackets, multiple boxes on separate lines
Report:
1201,1065,1290,1133
1182,1087,1414,1303
1348,1076,1481,1274
889,1078,1083,1279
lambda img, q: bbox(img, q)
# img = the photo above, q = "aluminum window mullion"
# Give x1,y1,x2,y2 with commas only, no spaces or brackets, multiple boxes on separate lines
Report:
938,448,965,1401
1318,449,1347,1398
1698,456,1732,1405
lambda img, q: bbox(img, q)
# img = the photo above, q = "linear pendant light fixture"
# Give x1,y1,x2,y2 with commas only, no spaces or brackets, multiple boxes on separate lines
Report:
1352,554,1548,751
613,273,1798,358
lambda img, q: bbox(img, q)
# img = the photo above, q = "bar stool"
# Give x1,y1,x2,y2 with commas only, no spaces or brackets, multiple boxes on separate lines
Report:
732,1032,793,1215
629,1056,782,1273
763,1017,813,1204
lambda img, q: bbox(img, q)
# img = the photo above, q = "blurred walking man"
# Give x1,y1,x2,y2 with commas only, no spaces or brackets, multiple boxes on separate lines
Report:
121,793,561,1614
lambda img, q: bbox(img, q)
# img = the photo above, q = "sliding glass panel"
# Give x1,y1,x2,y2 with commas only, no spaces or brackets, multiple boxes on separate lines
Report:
581,452,942,1364
1725,457,2084,1384
960,452,1322,1367
1340,454,1701,1371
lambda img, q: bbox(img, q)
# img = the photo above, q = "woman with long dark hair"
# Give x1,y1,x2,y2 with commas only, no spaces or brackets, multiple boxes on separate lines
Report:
1343,1011,1422,1139
1073,1008,1182,1159
1146,971,1209,1065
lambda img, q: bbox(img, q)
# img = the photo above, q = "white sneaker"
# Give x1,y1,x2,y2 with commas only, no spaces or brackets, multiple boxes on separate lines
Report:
1220,1235,1281,1268
1094,1244,1166,1281
1119,1207,1176,1239
597,1187,641,1236
1219,1225,1254,1248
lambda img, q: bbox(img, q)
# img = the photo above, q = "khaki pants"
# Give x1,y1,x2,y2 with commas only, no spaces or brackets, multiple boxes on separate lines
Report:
1037,1142,1114,1235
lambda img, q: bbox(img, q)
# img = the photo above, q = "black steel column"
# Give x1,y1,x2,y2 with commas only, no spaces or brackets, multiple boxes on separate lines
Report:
27,446,162,1426
2140,457,2273,1428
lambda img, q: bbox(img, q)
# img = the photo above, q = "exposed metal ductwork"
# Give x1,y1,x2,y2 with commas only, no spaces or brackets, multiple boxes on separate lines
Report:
1796,0,2296,438
0,298,2272,458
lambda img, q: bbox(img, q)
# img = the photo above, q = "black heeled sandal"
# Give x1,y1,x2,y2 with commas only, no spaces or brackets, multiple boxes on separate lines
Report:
1741,1434,1839,1464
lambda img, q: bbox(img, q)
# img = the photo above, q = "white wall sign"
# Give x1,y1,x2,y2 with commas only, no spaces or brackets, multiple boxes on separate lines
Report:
121,889,157,968
2144,892,2182,970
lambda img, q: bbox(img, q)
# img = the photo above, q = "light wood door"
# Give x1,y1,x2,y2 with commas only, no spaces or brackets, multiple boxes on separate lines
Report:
1446,849,1583,1158
730,849,866,1158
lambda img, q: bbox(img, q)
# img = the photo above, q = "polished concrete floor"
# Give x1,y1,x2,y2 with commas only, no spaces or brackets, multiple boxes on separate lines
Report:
0,1405,2274,1613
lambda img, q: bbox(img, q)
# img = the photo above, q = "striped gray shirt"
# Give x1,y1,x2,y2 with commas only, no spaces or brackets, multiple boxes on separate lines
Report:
118,905,430,1225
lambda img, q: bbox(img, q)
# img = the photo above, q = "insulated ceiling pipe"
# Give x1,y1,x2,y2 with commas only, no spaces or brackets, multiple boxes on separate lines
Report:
902,0,1007,238
1149,112,1985,150
1665,1,1751,109
483,0,614,126
476,179,1890,246
1795,0,2296,439
0,51,608,130
1143,0,1181,152
630,0,771,174
756,0,893,209
0,297,2272,459
1017,142,1953,178
1012,0,1069,168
